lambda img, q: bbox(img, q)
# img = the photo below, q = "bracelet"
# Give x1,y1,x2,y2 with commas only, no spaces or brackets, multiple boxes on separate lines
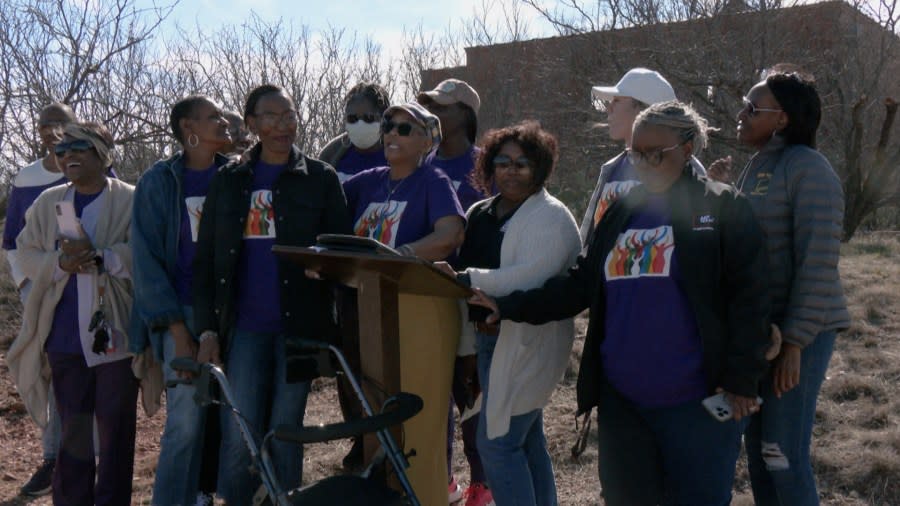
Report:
198,330,218,343
397,244,416,257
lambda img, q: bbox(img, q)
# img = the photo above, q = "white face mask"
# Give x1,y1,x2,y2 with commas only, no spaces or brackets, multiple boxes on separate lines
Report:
345,120,381,149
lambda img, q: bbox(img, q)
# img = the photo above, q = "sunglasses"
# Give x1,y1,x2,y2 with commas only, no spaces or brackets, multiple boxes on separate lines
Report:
381,119,419,136
347,113,379,124
54,139,94,157
493,154,532,172
89,308,111,354
741,97,782,117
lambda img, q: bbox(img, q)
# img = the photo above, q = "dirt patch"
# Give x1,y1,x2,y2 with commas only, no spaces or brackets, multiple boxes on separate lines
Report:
2,234,900,505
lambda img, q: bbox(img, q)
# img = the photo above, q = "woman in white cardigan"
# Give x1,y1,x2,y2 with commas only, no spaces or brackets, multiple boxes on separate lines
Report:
437,121,581,506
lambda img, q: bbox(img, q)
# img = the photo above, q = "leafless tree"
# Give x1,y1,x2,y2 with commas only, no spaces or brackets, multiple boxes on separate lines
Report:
0,0,174,183
519,0,900,239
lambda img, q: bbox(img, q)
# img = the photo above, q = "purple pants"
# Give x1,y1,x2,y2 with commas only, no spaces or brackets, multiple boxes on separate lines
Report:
48,353,138,506
447,356,487,484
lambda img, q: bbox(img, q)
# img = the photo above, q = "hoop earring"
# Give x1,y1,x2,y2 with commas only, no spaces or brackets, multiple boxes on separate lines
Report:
187,134,199,148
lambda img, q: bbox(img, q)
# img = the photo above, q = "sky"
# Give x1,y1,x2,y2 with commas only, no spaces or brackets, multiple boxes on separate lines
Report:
135,0,552,51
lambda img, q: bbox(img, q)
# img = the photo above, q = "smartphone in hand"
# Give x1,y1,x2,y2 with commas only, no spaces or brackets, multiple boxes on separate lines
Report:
55,201,83,239
702,392,763,422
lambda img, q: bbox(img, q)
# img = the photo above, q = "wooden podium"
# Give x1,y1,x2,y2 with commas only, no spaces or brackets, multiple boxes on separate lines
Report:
273,246,471,505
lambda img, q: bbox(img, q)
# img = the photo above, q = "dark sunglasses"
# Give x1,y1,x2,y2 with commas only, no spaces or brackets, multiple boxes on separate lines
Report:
347,113,379,124
54,139,94,157
381,119,417,136
493,154,532,171
741,97,782,117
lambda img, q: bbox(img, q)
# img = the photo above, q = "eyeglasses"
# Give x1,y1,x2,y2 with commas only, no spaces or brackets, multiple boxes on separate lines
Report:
347,113,379,124
741,97,782,117
627,142,685,167
255,110,300,127
54,139,95,157
381,119,418,136
493,154,532,172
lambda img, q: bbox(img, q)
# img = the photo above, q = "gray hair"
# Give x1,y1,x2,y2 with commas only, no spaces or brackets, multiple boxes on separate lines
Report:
633,100,713,155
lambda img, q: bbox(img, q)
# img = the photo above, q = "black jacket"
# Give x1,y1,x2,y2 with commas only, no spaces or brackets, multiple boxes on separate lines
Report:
496,169,771,415
193,144,352,361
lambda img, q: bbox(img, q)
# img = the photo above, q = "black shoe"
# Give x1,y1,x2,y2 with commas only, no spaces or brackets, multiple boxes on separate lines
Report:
20,459,54,496
342,439,364,472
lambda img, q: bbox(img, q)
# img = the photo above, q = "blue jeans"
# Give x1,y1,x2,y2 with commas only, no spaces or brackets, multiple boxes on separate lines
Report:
217,330,311,505
745,330,836,506
596,382,745,506
152,306,206,506
475,332,557,506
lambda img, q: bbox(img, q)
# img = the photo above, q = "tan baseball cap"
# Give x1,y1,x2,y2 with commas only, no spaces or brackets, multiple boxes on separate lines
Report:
418,79,481,114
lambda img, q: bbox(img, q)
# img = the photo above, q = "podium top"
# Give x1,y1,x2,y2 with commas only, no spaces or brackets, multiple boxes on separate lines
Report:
273,245,473,299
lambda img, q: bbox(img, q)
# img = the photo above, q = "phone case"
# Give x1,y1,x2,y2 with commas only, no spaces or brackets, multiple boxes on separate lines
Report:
55,201,82,239
702,393,733,422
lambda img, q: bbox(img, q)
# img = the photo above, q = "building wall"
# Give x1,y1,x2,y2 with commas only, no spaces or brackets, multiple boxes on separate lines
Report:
422,1,899,218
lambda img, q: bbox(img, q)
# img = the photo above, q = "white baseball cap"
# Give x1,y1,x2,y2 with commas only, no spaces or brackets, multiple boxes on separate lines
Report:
591,68,676,107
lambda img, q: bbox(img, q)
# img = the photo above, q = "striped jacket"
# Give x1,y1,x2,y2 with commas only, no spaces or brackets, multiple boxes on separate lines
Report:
737,136,850,348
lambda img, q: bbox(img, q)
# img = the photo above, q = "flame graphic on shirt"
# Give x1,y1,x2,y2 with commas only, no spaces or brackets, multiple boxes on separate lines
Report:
354,200,407,247
604,226,674,280
594,180,641,226
244,190,276,239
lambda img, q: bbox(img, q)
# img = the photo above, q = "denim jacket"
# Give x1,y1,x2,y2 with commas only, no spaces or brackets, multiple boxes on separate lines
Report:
128,151,231,359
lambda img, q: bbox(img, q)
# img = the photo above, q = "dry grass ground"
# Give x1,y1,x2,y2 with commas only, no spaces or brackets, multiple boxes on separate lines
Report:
1,234,899,505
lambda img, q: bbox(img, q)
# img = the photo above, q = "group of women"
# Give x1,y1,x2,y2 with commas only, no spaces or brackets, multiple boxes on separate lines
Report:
5,66,846,506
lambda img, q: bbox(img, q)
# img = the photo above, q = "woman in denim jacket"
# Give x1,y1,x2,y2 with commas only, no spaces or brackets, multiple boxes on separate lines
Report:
130,95,232,506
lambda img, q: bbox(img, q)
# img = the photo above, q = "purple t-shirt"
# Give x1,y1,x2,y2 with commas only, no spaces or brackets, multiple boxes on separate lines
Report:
234,161,285,334
2,160,66,251
426,146,487,213
591,155,641,228
174,163,219,305
336,146,387,184
600,193,707,408
343,164,465,250
45,190,103,355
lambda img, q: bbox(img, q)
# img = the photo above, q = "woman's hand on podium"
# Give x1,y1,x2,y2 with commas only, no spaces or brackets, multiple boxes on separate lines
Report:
468,288,500,325
433,261,456,277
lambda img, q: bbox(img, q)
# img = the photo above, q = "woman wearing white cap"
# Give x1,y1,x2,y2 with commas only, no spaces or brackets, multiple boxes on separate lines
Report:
582,68,705,245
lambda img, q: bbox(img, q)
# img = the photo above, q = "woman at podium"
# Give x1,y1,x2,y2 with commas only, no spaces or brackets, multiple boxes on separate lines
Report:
436,121,582,505
342,101,465,259
192,84,352,506
467,102,772,505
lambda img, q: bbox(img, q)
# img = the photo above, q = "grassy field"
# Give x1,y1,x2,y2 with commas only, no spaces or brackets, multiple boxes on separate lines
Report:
1,234,898,505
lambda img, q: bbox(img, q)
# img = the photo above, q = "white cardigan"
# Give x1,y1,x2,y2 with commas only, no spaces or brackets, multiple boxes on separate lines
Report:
465,188,581,439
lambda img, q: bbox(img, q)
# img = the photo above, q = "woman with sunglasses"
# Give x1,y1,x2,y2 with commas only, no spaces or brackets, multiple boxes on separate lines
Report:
343,102,464,259
320,81,391,183
468,102,772,505
129,95,232,506
8,122,141,506
192,84,352,506
727,69,849,506
434,121,581,506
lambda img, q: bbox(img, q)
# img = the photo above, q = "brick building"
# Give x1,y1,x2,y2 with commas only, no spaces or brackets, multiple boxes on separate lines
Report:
421,0,900,218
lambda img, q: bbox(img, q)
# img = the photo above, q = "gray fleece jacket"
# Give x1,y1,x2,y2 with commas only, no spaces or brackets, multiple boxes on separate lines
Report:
737,135,850,348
